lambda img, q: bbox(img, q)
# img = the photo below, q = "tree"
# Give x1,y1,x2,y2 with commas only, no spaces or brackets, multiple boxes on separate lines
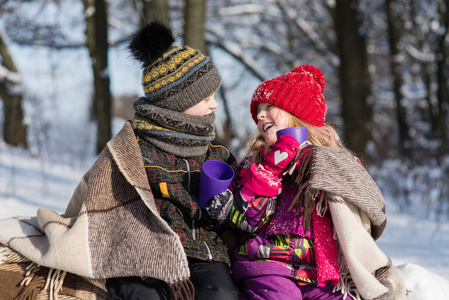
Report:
206,1,340,150
435,0,449,157
385,0,411,157
335,0,373,158
184,0,207,54
408,0,438,139
404,0,449,159
2,0,447,163
82,0,112,154
0,26,27,148
184,0,237,143
132,0,169,25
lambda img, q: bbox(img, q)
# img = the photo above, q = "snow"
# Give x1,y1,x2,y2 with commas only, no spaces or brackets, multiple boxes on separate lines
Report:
399,264,449,299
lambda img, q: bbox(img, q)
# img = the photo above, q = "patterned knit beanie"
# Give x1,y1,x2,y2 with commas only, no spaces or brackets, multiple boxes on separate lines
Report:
250,65,327,127
128,21,222,112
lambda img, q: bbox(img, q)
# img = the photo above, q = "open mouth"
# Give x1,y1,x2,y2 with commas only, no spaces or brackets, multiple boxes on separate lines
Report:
263,123,274,132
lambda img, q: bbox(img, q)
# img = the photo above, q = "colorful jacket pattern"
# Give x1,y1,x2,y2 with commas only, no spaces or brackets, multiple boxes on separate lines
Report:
137,135,236,266
229,158,318,284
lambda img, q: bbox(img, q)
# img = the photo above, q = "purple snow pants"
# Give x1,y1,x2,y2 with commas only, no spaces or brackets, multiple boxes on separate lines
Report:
233,256,344,300
238,275,344,300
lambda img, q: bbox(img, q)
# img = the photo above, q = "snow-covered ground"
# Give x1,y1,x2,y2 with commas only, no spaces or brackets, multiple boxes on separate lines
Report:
1,133,449,299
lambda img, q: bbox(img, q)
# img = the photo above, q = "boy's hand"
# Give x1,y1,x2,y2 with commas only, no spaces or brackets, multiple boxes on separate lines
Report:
206,189,234,223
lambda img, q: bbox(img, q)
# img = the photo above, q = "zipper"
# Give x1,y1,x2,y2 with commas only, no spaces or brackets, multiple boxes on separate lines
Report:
183,159,191,193
184,159,203,241
203,241,213,260
183,159,202,220
184,159,196,240
183,159,213,261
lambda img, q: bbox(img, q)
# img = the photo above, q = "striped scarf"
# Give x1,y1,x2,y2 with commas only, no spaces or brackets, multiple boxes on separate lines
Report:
131,98,216,157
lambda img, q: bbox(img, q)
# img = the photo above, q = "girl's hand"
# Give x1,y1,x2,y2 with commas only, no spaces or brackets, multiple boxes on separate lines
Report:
261,134,299,177
240,134,299,197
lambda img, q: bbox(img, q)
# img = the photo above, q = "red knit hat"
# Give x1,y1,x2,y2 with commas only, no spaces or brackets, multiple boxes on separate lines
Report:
250,64,327,127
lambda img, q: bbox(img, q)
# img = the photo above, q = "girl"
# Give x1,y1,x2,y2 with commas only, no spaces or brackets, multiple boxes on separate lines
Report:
208,65,404,300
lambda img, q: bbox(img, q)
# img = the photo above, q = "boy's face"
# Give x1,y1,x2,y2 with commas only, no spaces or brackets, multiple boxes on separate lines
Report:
183,93,218,116
256,103,290,145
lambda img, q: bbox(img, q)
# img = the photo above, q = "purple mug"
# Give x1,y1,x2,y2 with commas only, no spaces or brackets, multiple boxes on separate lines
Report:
197,160,235,209
276,127,308,144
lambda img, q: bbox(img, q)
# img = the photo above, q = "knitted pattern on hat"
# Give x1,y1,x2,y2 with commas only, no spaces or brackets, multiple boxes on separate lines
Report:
250,65,327,127
129,21,222,112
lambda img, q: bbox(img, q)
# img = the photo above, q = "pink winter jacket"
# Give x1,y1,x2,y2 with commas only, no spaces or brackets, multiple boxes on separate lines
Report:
228,153,340,287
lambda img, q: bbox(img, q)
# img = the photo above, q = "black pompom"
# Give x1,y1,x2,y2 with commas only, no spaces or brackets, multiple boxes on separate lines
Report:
128,21,176,67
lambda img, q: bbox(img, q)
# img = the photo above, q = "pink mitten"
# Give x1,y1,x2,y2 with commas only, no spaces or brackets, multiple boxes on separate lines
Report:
261,134,300,177
241,134,299,196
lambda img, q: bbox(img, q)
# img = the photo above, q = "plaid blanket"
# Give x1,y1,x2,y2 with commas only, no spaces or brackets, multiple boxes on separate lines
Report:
0,122,191,299
301,146,405,299
0,245,109,299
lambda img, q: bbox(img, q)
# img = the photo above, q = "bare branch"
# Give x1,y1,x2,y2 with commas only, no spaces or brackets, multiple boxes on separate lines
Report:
274,0,337,65
207,31,266,81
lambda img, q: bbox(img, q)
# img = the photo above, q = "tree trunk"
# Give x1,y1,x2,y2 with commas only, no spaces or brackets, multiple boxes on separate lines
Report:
435,0,449,157
184,0,234,145
216,82,234,145
409,0,439,137
335,0,373,158
82,0,112,154
136,0,169,25
184,0,206,54
0,28,27,148
385,0,411,157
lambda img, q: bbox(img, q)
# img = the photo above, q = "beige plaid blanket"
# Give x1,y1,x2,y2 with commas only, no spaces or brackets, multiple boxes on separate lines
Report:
0,122,190,299
310,146,405,300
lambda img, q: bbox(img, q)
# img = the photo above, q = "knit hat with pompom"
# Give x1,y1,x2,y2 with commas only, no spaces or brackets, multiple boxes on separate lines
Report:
128,21,222,112
250,65,327,127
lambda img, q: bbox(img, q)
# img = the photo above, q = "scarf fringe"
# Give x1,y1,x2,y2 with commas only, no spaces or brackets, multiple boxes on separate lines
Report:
334,259,361,300
20,262,41,286
286,144,315,233
17,261,68,300
2,245,180,300
0,245,29,265
332,248,362,300
16,262,45,300
169,278,195,300
44,268,68,299
313,194,362,300
314,190,328,217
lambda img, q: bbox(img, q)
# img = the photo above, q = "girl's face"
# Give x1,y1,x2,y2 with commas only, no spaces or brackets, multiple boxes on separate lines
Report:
256,103,290,145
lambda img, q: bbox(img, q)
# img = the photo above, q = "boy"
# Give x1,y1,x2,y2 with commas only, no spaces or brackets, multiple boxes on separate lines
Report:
105,21,238,300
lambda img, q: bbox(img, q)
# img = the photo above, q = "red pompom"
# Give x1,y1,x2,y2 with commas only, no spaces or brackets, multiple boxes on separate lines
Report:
292,65,325,92
304,65,325,92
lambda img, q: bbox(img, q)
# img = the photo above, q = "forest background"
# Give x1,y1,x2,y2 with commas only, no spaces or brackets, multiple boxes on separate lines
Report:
1,0,449,259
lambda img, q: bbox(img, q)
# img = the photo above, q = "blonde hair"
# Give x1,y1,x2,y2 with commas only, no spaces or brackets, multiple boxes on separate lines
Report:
246,109,353,163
